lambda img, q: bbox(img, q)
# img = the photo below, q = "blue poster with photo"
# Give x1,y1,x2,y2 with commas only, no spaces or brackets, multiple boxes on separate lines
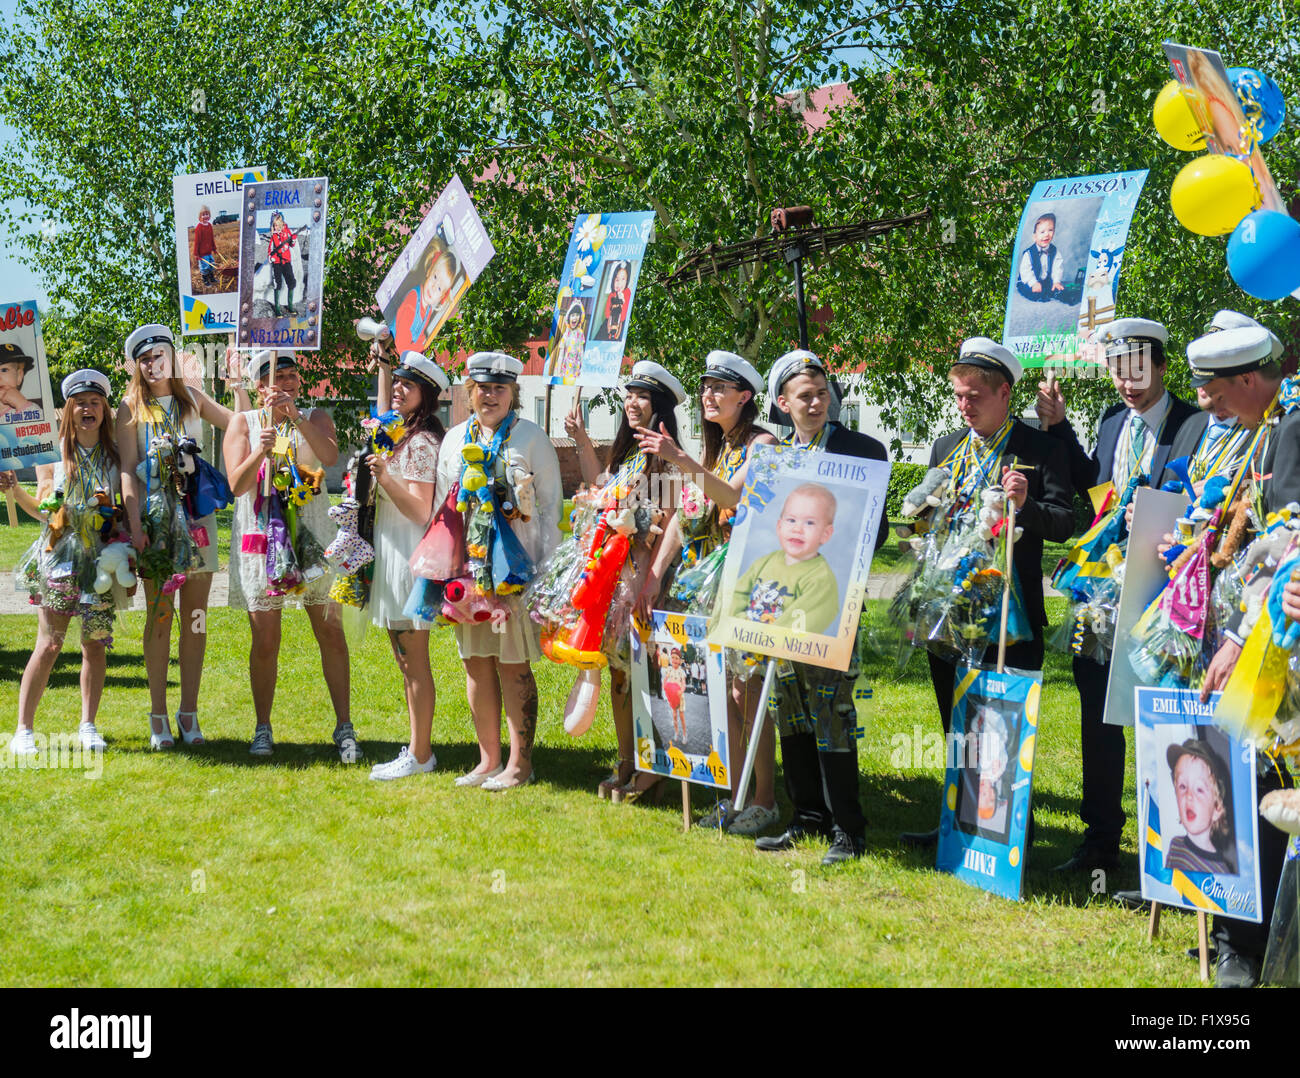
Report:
936,663,1041,901
1135,687,1262,922
543,211,654,388
1002,169,1148,368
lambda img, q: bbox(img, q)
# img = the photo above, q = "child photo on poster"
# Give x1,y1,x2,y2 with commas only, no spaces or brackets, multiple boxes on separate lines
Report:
0,301,58,470
542,211,653,388
708,444,888,672
172,167,267,336
937,664,1041,901
375,175,495,355
236,177,328,350
630,610,729,787
1135,687,1262,922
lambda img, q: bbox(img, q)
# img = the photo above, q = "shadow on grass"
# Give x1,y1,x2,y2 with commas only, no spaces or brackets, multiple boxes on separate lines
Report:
0,645,149,690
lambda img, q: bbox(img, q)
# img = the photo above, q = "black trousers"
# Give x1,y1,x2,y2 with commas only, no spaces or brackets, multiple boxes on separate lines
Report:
1074,654,1125,851
780,732,865,840
1214,760,1294,961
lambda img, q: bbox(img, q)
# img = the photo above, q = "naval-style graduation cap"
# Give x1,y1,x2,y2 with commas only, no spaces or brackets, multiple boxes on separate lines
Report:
703,350,765,397
1187,326,1275,388
61,368,111,400
124,323,174,362
955,337,1022,386
465,351,524,384
248,349,299,382
395,350,450,395
626,360,686,406
1206,310,1283,361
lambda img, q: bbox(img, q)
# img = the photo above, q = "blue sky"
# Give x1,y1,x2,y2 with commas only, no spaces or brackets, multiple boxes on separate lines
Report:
0,0,47,307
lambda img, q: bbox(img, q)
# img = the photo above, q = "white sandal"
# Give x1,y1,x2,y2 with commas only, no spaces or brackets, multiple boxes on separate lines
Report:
176,710,205,746
149,713,174,750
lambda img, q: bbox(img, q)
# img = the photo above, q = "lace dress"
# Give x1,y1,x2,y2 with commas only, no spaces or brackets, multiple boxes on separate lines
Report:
371,430,439,629
229,408,335,611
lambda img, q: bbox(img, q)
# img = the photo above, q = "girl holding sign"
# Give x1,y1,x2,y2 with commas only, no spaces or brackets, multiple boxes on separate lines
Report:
5,370,124,755
634,351,778,833
118,325,248,749
560,361,685,801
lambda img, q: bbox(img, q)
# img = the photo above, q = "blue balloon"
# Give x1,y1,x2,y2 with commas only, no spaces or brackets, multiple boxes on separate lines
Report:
1227,66,1286,144
1227,210,1300,301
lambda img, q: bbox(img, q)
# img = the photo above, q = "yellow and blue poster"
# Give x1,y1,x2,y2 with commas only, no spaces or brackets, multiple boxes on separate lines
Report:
543,211,654,387
1135,686,1262,923
172,167,267,336
1002,169,1148,368
630,610,729,788
936,663,1041,901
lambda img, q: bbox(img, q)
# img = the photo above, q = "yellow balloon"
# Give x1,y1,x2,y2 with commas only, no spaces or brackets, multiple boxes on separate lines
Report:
1152,80,1206,151
1170,155,1260,236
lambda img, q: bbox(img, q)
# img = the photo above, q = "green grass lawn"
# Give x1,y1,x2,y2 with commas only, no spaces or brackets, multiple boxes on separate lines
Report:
0,483,1204,987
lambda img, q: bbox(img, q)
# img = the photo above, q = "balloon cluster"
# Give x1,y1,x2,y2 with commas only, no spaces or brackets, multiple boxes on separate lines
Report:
1153,68,1298,301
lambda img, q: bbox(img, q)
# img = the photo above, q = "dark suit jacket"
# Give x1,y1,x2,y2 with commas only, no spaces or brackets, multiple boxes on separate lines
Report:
929,418,1074,628
824,422,890,551
1045,392,1199,501
1158,411,1210,489
1261,410,1300,514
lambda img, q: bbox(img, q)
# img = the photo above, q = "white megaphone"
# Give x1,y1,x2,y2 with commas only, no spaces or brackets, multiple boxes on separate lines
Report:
356,317,391,342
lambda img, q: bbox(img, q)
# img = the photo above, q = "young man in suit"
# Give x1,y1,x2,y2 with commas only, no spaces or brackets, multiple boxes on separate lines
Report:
1192,325,1296,989
753,350,888,865
1035,318,1199,872
900,338,1075,848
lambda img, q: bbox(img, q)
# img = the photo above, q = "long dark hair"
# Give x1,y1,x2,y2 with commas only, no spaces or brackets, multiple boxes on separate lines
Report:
402,380,446,441
608,387,679,474
701,395,761,471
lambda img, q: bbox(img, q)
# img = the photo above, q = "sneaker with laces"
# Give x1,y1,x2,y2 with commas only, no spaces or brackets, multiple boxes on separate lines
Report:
370,746,437,781
333,722,364,764
78,722,107,752
249,724,274,757
726,803,780,836
698,798,734,829
8,728,37,757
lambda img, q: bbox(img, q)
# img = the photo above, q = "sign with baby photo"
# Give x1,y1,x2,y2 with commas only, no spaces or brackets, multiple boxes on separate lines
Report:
1002,169,1148,367
1135,687,1262,922
236,177,329,350
707,444,889,671
935,663,1041,901
630,610,731,788
0,300,58,471
375,174,496,356
542,211,654,388
172,166,267,336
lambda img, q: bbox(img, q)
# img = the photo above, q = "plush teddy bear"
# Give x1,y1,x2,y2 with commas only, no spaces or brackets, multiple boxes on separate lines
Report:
41,489,67,550
324,498,375,574
94,540,137,594
502,451,536,522
440,576,508,627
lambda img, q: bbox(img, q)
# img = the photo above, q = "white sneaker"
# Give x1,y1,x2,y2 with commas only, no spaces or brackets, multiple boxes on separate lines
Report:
78,722,107,752
698,798,734,829
8,728,37,757
249,724,274,757
370,746,437,781
726,803,781,836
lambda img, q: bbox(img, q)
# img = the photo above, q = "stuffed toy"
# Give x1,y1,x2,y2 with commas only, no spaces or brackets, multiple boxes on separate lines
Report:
440,576,508,626
896,465,951,552
324,498,375,574
502,451,536,522
976,487,1024,544
456,444,491,511
41,489,67,550
94,541,137,594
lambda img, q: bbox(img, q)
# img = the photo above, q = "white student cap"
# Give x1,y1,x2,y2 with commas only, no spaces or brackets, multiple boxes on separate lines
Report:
124,323,174,362
1187,326,1275,388
395,350,450,395
767,349,825,402
703,350,764,397
626,361,686,406
248,349,299,383
956,337,1022,386
1206,310,1283,361
1097,318,1168,351
61,369,111,400
466,351,523,384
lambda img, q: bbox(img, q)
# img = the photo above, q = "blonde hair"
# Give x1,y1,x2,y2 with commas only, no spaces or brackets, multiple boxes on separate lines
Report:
123,342,197,426
782,482,837,524
948,363,1010,391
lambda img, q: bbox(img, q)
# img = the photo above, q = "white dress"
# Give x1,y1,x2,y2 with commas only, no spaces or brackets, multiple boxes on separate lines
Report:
434,415,562,663
229,408,335,611
135,390,218,573
371,430,439,629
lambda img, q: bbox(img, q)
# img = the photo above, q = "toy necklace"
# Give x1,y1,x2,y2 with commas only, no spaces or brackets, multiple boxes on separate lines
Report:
70,441,108,507
462,410,516,488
